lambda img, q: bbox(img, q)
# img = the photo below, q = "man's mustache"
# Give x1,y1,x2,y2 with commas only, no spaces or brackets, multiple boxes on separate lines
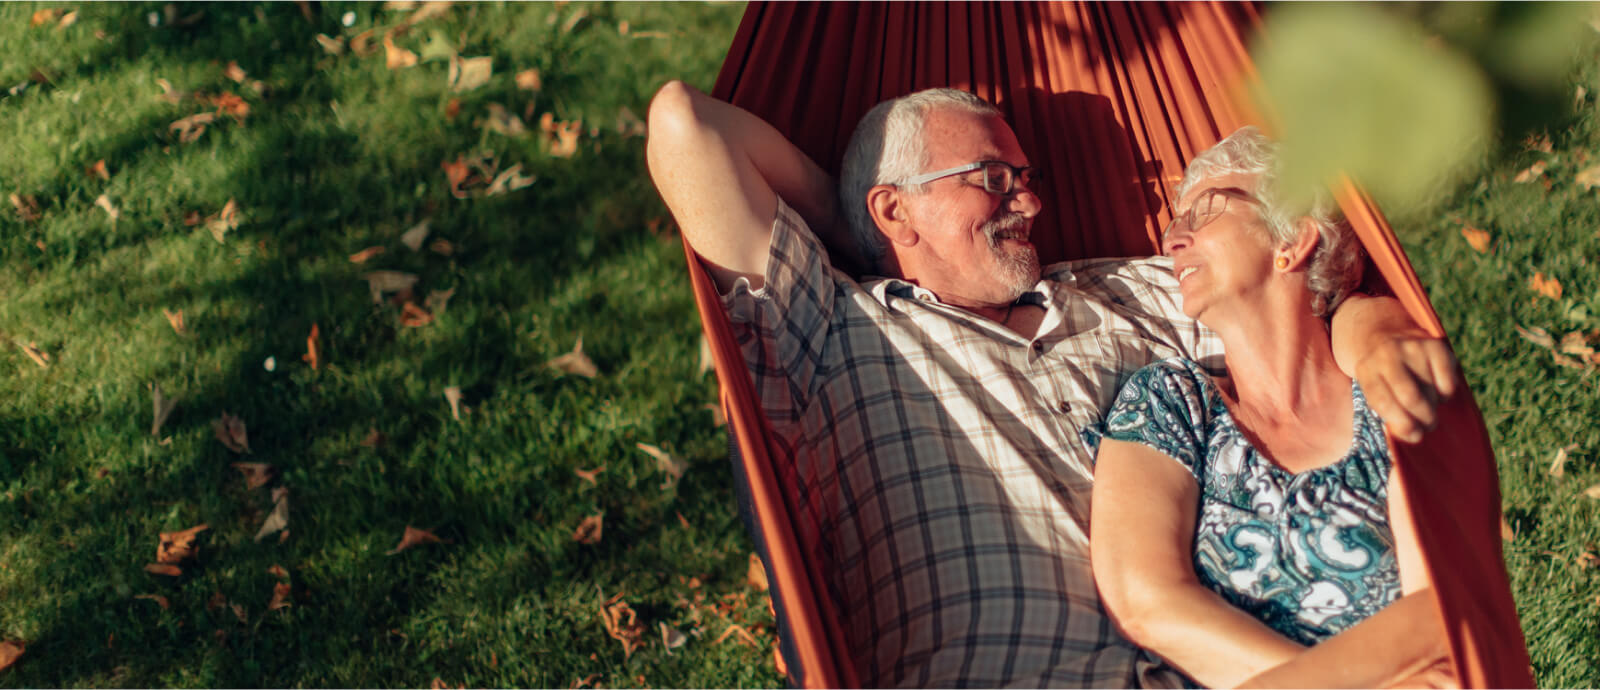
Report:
983,213,1031,245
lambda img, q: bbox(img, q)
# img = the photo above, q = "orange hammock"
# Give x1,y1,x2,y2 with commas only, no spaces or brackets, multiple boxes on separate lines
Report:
688,2,1532,687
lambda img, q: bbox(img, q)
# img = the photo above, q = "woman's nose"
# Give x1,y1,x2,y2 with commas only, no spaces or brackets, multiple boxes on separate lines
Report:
1161,224,1191,256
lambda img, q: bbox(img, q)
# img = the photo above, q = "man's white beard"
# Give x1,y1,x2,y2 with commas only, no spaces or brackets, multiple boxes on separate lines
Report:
984,213,1041,299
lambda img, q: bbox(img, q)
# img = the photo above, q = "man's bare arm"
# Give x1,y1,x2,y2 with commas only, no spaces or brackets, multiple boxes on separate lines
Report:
645,81,849,291
1330,294,1461,443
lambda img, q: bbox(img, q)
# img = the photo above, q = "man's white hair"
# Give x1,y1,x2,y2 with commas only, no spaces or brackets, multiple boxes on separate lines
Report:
839,88,1002,275
1175,126,1365,318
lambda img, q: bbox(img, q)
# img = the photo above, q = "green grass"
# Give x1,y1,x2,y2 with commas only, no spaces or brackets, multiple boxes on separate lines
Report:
2,2,1600,688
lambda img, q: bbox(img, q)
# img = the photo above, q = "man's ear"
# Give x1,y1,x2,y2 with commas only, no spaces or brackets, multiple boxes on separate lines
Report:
1279,217,1321,272
867,184,919,247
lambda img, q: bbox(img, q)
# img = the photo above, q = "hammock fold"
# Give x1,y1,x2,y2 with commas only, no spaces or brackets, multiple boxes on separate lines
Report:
692,2,1532,687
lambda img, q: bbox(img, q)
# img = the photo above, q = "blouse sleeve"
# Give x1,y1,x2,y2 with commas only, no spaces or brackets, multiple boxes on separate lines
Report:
1099,359,1213,480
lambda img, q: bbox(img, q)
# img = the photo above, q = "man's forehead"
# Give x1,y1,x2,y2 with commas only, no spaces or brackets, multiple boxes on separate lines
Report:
924,108,1029,165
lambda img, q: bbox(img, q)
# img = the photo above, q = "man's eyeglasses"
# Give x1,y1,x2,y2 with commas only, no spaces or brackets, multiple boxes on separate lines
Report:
900,160,1036,196
1163,186,1262,237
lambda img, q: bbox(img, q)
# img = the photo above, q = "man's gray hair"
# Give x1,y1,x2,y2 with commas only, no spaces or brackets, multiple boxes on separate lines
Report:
839,88,1002,275
1174,126,1364,318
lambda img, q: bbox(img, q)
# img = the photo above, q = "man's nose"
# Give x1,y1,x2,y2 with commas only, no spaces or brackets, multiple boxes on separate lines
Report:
1008,184,1042,218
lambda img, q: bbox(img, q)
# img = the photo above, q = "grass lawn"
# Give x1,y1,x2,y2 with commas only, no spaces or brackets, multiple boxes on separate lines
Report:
0,2,1597,688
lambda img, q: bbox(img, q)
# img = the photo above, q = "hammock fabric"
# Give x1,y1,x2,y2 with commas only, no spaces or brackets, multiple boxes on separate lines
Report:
687,2,1533,687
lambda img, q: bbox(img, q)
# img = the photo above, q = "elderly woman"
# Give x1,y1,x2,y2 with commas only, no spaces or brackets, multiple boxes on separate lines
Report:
1089,127,1455,688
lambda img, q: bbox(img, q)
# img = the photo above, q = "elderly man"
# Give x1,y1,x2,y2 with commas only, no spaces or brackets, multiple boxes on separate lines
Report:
646,82,1456,687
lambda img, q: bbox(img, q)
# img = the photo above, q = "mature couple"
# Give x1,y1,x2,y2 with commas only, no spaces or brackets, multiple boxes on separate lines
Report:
647,82,1459,687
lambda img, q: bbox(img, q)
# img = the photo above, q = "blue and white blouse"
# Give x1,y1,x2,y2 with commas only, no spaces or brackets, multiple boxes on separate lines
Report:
1097,358,1401,645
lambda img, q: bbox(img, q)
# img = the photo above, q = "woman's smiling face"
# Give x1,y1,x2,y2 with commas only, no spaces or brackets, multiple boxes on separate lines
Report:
1161,172,1277,322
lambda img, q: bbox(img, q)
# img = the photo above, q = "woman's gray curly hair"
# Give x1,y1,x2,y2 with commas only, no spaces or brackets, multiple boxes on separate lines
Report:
1173,126,1365,319
838,88,1002,275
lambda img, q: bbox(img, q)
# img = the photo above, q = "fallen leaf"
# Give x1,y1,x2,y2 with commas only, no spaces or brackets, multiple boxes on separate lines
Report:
574,466,604,484
279,529,290,544
491,651,498,668
268,582,292,611
362,270,419,304
151,383,179,436
30,9,62,26
1526,134,1554,154
399,302,434,327
144,563,183,577
231,462,275,490
444,386,462,420
400,220,431,250
618,20,629,35
1586,483,1600,500
361,428,386,447
515,68,541,91
95,194,120,221
135,594,171,610
1561,332,1595,358
599,592,646,659
1530,272,1563,300
316,33,346,56
398,1,453,28
155,77,187,104
209,91,250,121
573,514,603,544
1514,160,1548,183
384,33,417,69
387,525,445,555
1459,225,1490,253
18,341,49,369
486,164,535,195
429,239,454,256
212,413,251,453
156,524,210,564
170,112,217,144
539,112,582,157
637,442,689,486
1516,325,1555,349
348,245,386,264
1580,550,1600,569
268,564,289,580
561,8,589,33
162,308,185,335
713,623,759,647
660,622,687,654
676,512,691,529
479,103,526,137
85,159,110,180
254,487,290,542
1577,165,1600,191
9,193,40,222
424,287,455,315
304,323,321,370
223,61,247,83
571,674,601,689
547,337,599,378
447,55,493,92
0,641,23,672
350,28,378,56
747,553,769,591
206,199,240,242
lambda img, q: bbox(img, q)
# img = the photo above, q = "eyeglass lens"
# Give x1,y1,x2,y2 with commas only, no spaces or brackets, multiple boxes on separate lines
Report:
1167,189,1229,236
982,162,1032,195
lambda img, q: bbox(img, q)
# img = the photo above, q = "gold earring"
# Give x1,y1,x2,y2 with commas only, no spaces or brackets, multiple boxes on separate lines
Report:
1275,256,1289,269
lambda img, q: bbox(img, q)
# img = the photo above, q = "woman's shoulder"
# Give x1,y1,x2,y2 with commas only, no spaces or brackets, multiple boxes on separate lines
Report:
1121,357,1215,397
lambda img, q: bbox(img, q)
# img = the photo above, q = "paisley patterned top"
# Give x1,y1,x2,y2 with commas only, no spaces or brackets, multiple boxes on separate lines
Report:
1098,358,1400,645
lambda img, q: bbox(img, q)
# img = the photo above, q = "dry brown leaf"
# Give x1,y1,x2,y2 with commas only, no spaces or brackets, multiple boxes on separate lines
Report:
424,287,455,315
747,553,769,591
573,514,604,544
1577,165,1600,191
387,525,445,555
429,239,454,256
444,386,462,420
9,193,40,222
447,55,493,92
1580,550,1600,569
0,641,24,672
618,20,629,35
637,442,689,486
151,382,179,436
443,97,461,120
383,33,417,69
1526,134,1554,154
1586,483,1600,500
223,61,247,83
231,462,275,490
1551,445,1576,478
676,512,691,530
18,341,49,369
268,582,292,611
171,112,216,144
362,270,419,304
304,323,321,370
480,103,526,137
713,623,759,647
361,428,386,447
95,194,120,221
1561,332,1596,358
254,488,289,542
1516,325,1555,349
30,8,62,26
144,563,183,577
1514,160,1548,183
539,112,582,158
600,592,646,659
210,91,250,121
316,33,346,56
574,466,605,484
1500,515,1514,541
1530,272,1564,300
561,8,589,33
155,77,187,104
212,412,251,453
486,164,535,195
1459,226,1490,253
399,302,434,327
156,524,210,564
162,308,185,335
571,674,601,690
206,199,240,242
515,68,542,91
268,564,289,580
547,337,599,378
135,593,171,610
660,622,687,654
400,220,431,251
86,159,110,181
399,1,453,27
348,245,385,263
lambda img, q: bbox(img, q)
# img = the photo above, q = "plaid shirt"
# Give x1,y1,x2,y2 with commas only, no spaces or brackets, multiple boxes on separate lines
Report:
723,200,1223,688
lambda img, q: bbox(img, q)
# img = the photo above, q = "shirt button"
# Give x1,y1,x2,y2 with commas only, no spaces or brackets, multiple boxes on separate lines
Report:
1057,400,1072,414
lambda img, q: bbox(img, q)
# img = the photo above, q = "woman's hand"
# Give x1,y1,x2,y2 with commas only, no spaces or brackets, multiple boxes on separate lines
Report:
1329,294,1462,442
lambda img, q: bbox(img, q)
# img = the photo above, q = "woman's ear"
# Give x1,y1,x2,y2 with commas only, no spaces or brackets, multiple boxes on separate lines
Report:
1278,217,1321,272
868,184,918,247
